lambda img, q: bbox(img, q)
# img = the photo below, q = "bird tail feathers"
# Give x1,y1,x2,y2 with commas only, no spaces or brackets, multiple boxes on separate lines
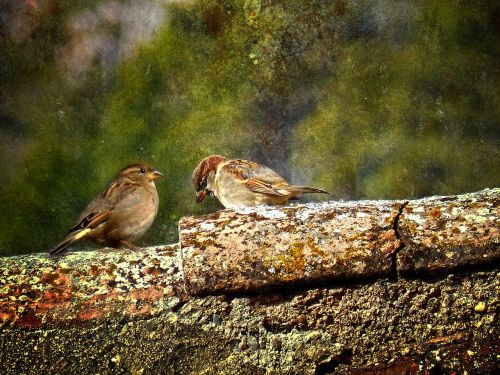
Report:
49,228,91,256
296,186,330,195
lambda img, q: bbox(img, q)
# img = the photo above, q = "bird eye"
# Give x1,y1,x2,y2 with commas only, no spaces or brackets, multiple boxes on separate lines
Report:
139,167,146,174
199,177,207,190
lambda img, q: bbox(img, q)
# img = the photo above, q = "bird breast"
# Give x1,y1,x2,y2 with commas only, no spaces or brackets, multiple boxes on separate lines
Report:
102,184,159,243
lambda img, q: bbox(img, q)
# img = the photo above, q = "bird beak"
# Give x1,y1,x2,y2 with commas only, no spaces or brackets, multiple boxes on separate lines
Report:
149,170,164,181
196,189,207,203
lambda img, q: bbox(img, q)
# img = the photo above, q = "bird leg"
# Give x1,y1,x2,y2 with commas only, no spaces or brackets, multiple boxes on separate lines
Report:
119,240,143,251
99,247,116,254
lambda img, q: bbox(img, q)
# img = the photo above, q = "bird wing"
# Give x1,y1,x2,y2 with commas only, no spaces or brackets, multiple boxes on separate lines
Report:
244,178,288,197
50,178,135,256
68,209,113,233
71,179,126,231
223,160,289,197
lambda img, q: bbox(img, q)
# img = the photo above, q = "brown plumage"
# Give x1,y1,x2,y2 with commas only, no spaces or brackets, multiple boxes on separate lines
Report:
49,163,163,256
192,155,329,208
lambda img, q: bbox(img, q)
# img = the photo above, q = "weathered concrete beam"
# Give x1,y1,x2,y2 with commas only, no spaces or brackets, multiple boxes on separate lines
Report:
0,245,182,329
1,270,497,374
180,201,401,295
398,189,499,273
0,189,498,374
180,189,499,295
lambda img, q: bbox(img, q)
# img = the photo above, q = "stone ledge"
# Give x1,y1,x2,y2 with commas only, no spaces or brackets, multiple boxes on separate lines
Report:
180,200,400,295
1,271,497,374
0,188,498,373
398,189,499,273
180,188,499,295
0,245,183,329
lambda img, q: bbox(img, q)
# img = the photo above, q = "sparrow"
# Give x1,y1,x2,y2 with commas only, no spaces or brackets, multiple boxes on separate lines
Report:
49,163,163,256
192,155,329,208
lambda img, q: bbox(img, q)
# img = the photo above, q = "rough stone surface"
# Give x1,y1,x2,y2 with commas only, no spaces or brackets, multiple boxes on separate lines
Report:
180,201,401,295
1,271,498,374
180,189,499,296
398,188,500,274
0,245,182,329
0,189,499,374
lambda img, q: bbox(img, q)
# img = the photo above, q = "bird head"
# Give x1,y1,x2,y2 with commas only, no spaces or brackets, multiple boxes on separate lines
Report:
192,155,226,203
120,163,164,184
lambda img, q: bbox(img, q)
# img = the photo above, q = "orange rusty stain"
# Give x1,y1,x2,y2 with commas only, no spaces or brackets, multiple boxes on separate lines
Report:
42,290,72,302
378,229,396,242
40,271,73,293
423,333,466,345
39,275,74,303
421,238,433,247
364,232,376,241
126,304,153,316
381,239,401,256
0,307,16,322
40,272,59,284
33,300,71,315
89,265,101,276
89,291,121,302
27,0,38,9
307,237,326,257
429,208,442,218
78,308,103,320
142,266,163,277
53,273,72,288
130,286,164,301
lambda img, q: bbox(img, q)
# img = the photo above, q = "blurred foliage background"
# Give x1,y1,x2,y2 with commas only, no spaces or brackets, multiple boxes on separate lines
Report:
1,0,499,256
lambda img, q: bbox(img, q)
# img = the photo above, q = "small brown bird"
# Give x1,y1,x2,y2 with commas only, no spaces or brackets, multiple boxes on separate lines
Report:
192,155,329,208
49,163,163,256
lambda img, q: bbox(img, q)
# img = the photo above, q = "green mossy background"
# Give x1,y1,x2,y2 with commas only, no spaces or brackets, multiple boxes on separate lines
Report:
1,0,499,256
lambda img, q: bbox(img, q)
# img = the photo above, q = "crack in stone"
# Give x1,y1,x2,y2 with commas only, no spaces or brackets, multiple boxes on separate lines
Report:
390,201,409,279
177,220,190,297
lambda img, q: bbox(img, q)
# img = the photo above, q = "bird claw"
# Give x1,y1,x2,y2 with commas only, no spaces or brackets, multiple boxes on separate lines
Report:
119,240,143,251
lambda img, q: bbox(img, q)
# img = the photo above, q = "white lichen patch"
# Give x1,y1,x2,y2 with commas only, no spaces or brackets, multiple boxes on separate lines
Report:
233,206,288,219
412,206,425,213
199,222,216,231
335,213,350,221
463,214,488,224
352,261,366,274
295,210,311,221
405,213,426,226
94,286,109,295
181,226,199,234
476,207,491,216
